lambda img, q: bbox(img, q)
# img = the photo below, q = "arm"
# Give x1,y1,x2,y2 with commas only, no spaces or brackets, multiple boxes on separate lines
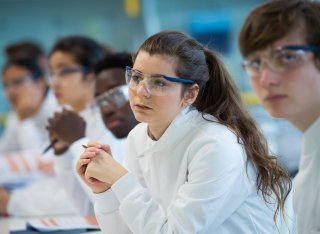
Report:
0,188,9,216
81,138,252,233
54,145,94,215
0,113,20,152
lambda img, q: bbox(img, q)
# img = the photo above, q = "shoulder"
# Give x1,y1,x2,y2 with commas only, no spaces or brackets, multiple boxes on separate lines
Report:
127,122,148,142
185,110,246,163
188,110,238,143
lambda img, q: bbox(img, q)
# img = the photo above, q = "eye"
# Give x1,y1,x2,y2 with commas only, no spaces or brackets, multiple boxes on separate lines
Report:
150,77,168,88
276,51,299,64
59,68,72,76
131,74,143,83
247,58,261,71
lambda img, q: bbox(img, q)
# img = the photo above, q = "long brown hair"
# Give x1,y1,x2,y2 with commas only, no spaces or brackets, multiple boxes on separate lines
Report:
136,30,291,222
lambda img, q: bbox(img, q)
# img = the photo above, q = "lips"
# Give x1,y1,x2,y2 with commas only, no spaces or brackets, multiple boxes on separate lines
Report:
54,92,61,98
264,94,288,101
134,103,152,110
105,118,122,129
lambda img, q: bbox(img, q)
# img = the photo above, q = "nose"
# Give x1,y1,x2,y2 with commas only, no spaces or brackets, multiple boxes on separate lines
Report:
100,105,114,117
136,81,151,98
258,63,281,87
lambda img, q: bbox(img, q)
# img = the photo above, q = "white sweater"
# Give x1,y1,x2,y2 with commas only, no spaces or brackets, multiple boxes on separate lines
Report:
54,104,124,215
0,91,58,153
7,104,117,217
93,107,276,234
293,117,320,234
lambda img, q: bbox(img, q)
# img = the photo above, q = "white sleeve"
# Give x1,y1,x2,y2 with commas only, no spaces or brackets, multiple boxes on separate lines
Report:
8,177,77,216
16,119,45,151
0,113,20,153
94,188,132,234
0,150,48,185
54,140,94,215
94,138,252,233
69,138,97,202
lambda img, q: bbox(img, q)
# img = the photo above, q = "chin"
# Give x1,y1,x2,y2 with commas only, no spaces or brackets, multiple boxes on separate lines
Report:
266,108,288,119
133,113,148,123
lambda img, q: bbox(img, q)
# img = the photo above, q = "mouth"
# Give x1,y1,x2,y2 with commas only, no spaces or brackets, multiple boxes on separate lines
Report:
105,118,122,129
134,103,152,110
264,94,288,102
54,92,61,98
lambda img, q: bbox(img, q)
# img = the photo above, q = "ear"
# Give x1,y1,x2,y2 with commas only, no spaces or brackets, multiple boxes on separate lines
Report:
182,84,199,107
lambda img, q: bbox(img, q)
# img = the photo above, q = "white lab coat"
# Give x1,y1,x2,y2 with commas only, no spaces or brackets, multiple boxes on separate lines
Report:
94,107,277,234
53,104,124,215
6,104,114,216
293,117,320,234
0,91,58,153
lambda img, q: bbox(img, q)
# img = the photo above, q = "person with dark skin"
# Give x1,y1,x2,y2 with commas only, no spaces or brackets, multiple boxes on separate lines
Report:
47,52,138,215
47,52,136,151
0,36,108,217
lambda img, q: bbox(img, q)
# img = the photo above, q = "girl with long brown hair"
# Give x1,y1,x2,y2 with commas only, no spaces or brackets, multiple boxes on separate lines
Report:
76,31,291,233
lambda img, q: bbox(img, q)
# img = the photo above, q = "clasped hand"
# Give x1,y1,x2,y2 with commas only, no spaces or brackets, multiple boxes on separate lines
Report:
46,108,86,155
76,141,128,193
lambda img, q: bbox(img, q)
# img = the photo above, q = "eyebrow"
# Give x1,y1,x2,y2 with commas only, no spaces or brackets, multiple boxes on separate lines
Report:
131,68,168,78
49,63,77,70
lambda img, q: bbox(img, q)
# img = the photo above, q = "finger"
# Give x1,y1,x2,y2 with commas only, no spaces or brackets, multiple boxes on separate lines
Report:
86,140,102,148
101,144,112,155
80,151,97,159
76,159,90,172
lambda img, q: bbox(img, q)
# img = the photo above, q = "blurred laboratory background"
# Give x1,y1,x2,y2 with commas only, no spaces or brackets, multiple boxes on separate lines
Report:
0,0,301,176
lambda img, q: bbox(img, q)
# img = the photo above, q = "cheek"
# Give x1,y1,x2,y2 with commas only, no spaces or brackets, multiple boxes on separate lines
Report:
128,90,135,106
250,79,263,97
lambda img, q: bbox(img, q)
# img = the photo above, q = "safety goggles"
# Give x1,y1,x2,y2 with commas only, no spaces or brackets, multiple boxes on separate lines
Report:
95,85,128,109
242,45,320,77
125,66,194,96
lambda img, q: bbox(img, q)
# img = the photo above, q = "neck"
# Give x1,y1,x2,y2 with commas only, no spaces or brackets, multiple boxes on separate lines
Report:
147,122,170,141
290,112,320,132
72,95,94,113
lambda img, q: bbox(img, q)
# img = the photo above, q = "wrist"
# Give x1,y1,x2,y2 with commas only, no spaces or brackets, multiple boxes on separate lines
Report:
66,133,85,145
111,168,128,185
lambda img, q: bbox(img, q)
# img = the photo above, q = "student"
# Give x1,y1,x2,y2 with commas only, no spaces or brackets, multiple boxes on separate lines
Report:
47,52,137,214
77,31,292,233
0,59,57,153
238,1,320,233
5,41,48,74
0,36,109,217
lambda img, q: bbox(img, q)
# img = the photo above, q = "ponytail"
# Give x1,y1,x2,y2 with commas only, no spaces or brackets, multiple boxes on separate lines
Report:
197,48,291,223
137,30,291,223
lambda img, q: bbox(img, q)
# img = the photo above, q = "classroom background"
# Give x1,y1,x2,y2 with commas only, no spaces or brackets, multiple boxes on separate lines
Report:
0,0,302,176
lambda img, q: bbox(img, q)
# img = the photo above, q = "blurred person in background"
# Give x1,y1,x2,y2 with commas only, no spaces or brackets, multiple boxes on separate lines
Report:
47,52,138,215
5,41,48,74
239,0,320,233
0,35,110,216
0,42,60,216
0,59,57,153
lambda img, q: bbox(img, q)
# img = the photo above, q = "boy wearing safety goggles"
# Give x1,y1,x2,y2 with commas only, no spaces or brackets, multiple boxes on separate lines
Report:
239,1,320,233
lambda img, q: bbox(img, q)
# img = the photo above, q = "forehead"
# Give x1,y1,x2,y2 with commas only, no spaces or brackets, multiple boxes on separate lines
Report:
49,51,78,68
133,51,177,76
253,30,307,56
3,64,31,79
96,68,126,94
